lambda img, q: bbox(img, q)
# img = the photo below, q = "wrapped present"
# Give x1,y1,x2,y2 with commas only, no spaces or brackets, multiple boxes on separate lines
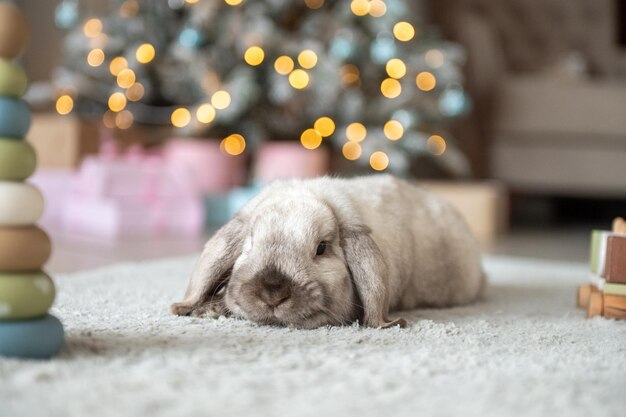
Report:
165,138,246,194
28,169,74,227
73,152,196,202
60,146,205,239
27,113,99,168
253,142,329,184
62,195,203,239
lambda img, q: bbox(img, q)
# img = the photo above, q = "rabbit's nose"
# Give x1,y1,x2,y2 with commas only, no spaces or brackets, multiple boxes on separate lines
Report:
258,283,291,307
254,268,292,308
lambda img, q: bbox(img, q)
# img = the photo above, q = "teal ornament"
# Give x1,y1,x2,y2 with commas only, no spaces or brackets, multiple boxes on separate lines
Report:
0,98,31,138
439,89,470,117
392,109,418,129
0,315,64,359
55,1,78,29
330,37,353,59
385,1,408,17
204,193,231,229
179,27,204,48
370,36,396,64
228,186,261,218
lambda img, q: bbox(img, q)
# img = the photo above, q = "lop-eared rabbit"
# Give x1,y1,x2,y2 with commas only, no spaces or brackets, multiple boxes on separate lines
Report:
172,175,485,328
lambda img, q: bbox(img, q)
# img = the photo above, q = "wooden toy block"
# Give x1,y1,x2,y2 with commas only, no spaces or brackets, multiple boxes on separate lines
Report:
603,295,626,320
577,284,593,309
612,217,626,235
579,284,626,320
605,236,626,284
586,291,603,318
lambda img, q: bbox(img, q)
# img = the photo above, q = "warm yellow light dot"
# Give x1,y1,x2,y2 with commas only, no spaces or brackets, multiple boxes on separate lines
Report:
384,120,404,141
116,68,136,89
211,90,231,110
115,110,134,130
120,0,140,17
126,82,145,101
369,0,387,17
342,141,362,160
87,49,105,67
109,57,128,76
108,92,127,112
314,117,335,137
83,18,103,38
171,108,191,128
288,69,310,89
370,151,389,171
186,0,199,3
427,135,446,155
304,0,324,9
346,122,367,142
350,0,370,16
300,128,323,150
393,21,415,42
55,95,74,115
136,43,155,64
381,78,402,99
224,0,243,5
425,49,444,68
385,58,406,79
298,49,318,69
274,56,294,75
102,111,116,129
244,46,265,66
341,64,360,86
416,71,436,91
221,134,246,155
196,103,216,124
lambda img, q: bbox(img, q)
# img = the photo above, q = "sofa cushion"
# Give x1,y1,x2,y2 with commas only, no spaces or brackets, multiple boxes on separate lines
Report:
495,75,626,139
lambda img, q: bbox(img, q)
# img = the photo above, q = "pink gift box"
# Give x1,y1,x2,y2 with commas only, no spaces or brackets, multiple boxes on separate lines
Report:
253,142,329,184
164,138,246,194
61,146,205,239
62,195,203,239
29,169,75,228
74,154,196,202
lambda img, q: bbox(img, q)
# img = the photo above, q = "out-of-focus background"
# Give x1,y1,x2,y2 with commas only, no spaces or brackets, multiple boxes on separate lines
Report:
10,0,626,272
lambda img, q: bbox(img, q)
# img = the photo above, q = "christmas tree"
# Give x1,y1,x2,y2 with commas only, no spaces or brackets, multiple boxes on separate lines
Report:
54,0,471,176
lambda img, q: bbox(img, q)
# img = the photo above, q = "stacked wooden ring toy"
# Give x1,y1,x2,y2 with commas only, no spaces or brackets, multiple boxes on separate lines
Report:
0,3,64,359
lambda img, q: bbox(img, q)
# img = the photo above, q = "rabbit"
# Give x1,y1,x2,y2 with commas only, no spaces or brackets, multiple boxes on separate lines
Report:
171,174,486,329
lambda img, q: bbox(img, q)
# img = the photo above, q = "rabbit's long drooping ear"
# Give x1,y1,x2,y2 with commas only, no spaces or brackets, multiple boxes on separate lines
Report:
341,227,407,328
171,216,246,317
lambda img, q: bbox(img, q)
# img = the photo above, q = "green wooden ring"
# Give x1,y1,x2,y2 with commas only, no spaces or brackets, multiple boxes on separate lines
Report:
0,139,36,180
0,272,55,320
0,58,27,97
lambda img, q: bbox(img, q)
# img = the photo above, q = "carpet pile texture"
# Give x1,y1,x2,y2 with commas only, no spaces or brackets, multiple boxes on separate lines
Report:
1,255,625,417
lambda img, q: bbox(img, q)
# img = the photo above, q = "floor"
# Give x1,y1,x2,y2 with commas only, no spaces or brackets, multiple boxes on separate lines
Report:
5,250,624,417
46,226,592,274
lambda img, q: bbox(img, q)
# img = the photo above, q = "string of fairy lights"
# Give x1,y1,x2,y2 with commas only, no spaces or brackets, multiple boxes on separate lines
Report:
54,0,466,173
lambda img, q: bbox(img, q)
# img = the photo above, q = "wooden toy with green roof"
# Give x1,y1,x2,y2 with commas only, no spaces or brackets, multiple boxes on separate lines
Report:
577,217,626,320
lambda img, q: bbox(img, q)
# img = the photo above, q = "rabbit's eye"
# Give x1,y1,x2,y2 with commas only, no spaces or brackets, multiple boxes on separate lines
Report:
316,242,327,256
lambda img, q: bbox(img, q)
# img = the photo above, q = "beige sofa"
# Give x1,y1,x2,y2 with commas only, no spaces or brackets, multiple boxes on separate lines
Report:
430,0,626,196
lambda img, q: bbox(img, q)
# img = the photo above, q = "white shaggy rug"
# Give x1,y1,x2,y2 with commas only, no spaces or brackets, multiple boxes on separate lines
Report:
1,255,625,417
